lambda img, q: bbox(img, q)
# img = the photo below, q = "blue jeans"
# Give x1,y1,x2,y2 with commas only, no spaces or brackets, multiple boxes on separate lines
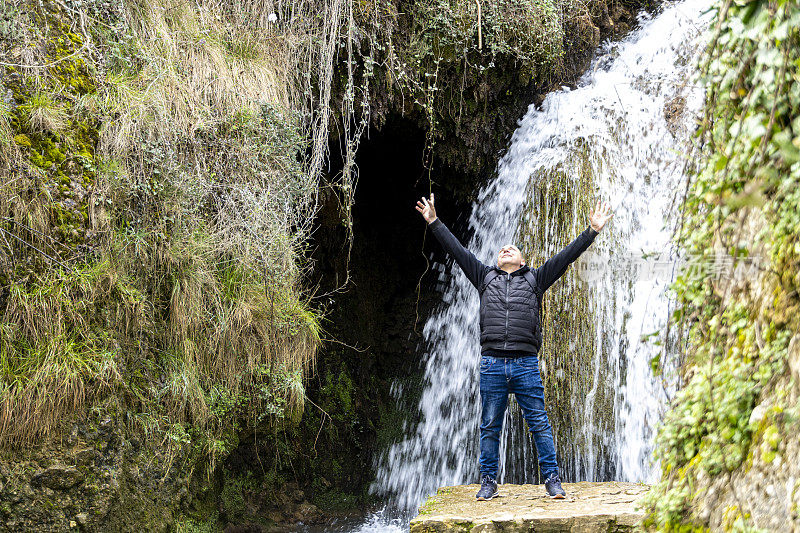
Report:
479,354,559,481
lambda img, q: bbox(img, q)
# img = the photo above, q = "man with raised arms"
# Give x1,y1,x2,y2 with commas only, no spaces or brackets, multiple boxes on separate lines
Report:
415,193,613,500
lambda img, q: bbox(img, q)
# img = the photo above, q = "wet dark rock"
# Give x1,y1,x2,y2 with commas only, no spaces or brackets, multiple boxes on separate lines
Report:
32,465,84,490
74,448,99,467
294,502,321,522
224,525,266,533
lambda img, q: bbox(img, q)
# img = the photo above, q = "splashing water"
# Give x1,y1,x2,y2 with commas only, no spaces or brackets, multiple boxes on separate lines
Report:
368,0,713,521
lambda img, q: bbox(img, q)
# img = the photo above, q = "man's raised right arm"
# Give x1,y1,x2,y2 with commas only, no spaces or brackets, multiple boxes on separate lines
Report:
416,194,487,289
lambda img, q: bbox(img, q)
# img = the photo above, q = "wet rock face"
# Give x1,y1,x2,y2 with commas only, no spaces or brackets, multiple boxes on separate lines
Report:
0,412,191,533
410,482,649,532
217,476,324,531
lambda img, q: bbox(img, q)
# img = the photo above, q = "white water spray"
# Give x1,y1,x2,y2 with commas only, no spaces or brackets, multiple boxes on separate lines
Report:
369,0,712,519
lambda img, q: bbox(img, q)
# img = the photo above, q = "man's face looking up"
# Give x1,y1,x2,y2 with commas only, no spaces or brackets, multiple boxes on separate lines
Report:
497,244,525,270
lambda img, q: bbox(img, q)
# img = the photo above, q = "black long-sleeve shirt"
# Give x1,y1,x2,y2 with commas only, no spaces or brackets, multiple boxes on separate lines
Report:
428,217,598,292
428,217,598,356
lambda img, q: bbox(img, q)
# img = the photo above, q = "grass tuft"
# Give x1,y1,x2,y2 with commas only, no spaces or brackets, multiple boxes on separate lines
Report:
24,92,69,135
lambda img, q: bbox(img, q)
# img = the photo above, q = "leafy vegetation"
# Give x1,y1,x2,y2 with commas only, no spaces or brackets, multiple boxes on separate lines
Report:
641,0,800,528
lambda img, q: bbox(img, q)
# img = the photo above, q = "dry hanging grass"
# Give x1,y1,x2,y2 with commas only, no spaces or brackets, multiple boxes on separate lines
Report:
0,0,372,455
0,262,142,446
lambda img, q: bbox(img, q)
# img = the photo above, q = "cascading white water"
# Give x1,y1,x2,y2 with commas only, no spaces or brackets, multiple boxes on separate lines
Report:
363,0,712,524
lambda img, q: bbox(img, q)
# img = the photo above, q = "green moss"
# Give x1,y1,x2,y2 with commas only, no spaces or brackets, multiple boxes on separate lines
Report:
218,470,274,526
417,494,440,515
13,133,31,147
219,478,246,520
174,513,220,533
515,141,604,464
321,366,356,420
311,487,359,512
4,21,99,250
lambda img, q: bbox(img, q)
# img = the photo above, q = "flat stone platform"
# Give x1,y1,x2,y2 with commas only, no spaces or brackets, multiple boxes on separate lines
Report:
409,481,650,532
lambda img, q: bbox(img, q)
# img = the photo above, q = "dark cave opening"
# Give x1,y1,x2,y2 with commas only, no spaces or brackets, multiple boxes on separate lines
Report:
313,115,478,382
302,115,481,497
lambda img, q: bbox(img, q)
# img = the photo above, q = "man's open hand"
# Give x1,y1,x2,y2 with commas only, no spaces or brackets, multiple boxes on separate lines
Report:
416,194,438,224
588,199,614,232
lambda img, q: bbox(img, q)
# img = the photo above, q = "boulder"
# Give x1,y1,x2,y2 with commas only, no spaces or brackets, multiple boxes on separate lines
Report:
31,465,84,490
410,481,649,533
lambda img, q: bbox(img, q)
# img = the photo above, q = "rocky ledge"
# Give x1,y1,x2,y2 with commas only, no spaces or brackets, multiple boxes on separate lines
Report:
409,481,650,532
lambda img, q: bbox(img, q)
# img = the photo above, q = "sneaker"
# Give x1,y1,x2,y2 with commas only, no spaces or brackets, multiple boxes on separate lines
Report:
544,473,566,499
475,475,498,501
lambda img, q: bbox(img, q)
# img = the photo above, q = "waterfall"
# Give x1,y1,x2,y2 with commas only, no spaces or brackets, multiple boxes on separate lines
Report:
367,0,713,521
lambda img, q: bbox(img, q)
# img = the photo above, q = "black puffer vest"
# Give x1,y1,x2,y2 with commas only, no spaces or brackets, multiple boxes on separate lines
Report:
479,266,542,354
